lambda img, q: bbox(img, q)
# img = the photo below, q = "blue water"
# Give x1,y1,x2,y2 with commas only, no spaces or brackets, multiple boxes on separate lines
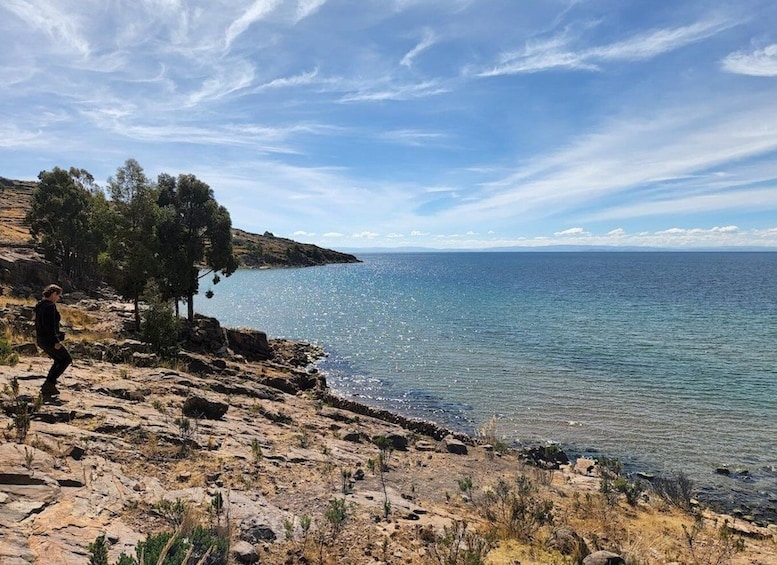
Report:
195,252,777,521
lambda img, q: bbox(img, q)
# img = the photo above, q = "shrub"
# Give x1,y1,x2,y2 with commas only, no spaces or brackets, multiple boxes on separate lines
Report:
2,377,41,443
0,332,19,366
141,283,180,354
653,471,694,510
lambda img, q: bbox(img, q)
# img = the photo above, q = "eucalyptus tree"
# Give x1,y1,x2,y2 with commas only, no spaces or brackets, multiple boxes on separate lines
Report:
27,167,104,284
100,159,161,330
155,173,238,324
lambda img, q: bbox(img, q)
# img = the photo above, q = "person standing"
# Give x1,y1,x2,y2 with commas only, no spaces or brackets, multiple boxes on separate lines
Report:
34,284,72,397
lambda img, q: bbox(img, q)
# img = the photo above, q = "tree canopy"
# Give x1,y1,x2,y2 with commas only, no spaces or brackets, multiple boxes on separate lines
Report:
27,160,238,326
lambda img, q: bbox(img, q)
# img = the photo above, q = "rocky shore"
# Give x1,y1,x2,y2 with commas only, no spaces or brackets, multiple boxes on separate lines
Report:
1,296,776,564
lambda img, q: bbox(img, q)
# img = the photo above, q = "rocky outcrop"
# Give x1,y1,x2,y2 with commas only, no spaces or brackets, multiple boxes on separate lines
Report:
0,249,59,297
225,327,272,361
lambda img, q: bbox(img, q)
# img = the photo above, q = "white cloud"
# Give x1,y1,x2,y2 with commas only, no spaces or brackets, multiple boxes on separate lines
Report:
479,17,734,76
555,227,589,236
401,29,438,67
225,0,283,51
607,228,626,236
352,231,379,239
4,0,90,56
294,0,327,23
722,44,777,76
322,232,345,238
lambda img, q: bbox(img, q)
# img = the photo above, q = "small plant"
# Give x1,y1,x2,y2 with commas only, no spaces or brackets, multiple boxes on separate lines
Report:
174,416,195,456
373,436,394,471
653,471,695,510
324,498,349,539
23,446,35,472
210,491,224,525
480,475,554,542
0,331,20,366
457,476,474,502
682,515,745,565
250,439,263,462
153,498,187,527
284,517,295,541
427,520,492,565
300,513,312,546
88,533,110,565
341,468,353,494
3,377,41,443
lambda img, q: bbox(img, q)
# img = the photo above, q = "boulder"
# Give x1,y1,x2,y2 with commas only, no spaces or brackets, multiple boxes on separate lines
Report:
546,526,588,556
575,457,596,476
521,444,569,469
240,517,277,543
226,327,273,361
437,435,468,455
231,540,259,564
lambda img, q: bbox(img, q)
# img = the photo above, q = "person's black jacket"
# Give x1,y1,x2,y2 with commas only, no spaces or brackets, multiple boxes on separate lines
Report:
34,299,63,347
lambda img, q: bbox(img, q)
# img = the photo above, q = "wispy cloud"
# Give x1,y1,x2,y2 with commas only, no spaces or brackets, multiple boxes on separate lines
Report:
479,18,735,76
722,43,777,76
224,0,283,51
401,29,438,67
186,61,256,106
4,0,90,56
294,0,327,23
339,80,449,102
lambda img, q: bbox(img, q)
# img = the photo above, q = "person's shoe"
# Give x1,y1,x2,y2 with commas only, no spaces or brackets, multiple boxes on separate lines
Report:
40,382,60,397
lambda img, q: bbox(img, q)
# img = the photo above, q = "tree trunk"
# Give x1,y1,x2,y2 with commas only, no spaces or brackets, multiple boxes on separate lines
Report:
134,296,141,332
187,292,194,324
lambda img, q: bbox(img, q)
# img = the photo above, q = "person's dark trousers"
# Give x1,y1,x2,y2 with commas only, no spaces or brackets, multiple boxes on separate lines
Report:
39,344,72,384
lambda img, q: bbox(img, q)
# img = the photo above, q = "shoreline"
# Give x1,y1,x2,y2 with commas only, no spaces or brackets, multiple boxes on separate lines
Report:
312,356,777,528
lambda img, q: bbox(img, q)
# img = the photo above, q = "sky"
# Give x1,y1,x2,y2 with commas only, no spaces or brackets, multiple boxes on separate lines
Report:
2,0,777,250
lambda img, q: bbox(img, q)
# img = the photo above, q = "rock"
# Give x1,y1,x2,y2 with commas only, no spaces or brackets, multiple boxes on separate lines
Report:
226,327,273,361
12,342,38,356
182,395,229,420
131,352,159,367
386,432,409,451
232,540,259,564
177,351,217,375
575,457,596,475
716,467,731,476
66,445,85,460
414,440,436,452
583,550,625,565
521,444,569,469
240,518,277,543
547,526,588,556
437,435,468,455
342,430,362,443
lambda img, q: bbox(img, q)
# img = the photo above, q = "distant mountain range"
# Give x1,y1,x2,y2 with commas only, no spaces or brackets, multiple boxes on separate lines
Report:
338,245,776,253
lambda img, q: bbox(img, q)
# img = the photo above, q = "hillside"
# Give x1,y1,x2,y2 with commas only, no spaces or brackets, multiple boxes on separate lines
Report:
0,177,37,247
0,176,359,268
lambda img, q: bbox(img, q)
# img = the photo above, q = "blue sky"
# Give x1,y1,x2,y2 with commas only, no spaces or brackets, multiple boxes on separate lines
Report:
2,0,777,250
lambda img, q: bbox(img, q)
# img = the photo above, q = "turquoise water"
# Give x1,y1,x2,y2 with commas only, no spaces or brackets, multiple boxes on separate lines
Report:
194,252,777,520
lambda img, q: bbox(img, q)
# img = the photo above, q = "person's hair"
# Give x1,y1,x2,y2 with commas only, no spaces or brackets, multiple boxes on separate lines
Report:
42,284,63,298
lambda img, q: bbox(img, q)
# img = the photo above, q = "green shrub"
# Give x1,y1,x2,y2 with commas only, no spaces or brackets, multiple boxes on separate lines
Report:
88,534,109,565
141,284,180,354
103,525,228,565
0,333,19,366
